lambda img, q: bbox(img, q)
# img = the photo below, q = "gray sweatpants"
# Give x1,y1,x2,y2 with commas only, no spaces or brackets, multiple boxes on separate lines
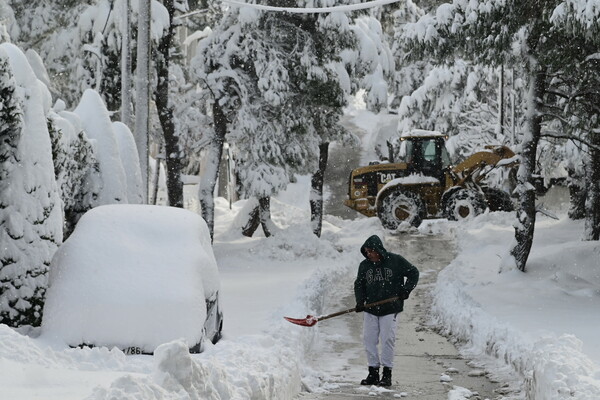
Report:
363,312,399,368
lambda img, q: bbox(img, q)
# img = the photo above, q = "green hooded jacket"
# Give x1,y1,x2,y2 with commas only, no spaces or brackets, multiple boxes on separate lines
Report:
354,235,420,316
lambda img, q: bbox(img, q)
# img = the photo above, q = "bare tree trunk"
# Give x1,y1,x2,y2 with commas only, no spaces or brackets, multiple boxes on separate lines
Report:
258,196,273,237
134,0,151,202
242,196,273,237
510,66,545,272
150,154,161,205
241,200,260,237
584,133,600,240
155,0,183,207
567,166,586,220
199,101,226,240
310,142,329,237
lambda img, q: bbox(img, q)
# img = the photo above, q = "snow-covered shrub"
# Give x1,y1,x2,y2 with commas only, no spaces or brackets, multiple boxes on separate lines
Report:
113,121,143,204
0,43,62,327
48,104,100,238
73,89,128,206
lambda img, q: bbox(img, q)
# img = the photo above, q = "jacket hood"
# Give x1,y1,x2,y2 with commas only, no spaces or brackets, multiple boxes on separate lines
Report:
360,235,389,260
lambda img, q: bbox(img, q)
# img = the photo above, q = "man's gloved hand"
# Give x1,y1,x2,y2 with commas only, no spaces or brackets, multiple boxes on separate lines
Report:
355,303,365,313
399,289,410,300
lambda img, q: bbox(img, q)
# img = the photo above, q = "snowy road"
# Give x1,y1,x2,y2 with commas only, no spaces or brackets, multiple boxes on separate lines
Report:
298,120,515,399
296,232,511,399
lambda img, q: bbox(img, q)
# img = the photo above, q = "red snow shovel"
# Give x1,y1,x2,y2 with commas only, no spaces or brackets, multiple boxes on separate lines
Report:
284,297,399,327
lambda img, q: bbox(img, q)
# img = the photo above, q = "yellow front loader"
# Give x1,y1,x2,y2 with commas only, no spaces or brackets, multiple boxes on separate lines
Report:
344,130,517,229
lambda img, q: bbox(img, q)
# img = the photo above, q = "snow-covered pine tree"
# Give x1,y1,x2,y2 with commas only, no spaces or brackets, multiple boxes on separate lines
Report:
349,15,395,113
47,107,99,238
0,44,62,327
300,6,394,236
191,5,242,239
194,5,310,238
401,0,592,271
195,0,393,238
549,2,600,240
395,61,513,159
389,0,430,110
7,1,90,106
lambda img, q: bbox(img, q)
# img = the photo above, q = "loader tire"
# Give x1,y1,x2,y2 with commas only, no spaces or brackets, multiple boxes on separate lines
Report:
443,188,486,221
483,187,514,212
377,190,424,229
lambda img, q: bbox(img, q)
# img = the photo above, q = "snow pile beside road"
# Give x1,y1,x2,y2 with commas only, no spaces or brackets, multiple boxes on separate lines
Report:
430,210,600,399
1,174,383,399
86,334,305,400
526,335,600,400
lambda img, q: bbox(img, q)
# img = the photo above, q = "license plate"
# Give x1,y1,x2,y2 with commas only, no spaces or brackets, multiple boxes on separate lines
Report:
123,346,144,355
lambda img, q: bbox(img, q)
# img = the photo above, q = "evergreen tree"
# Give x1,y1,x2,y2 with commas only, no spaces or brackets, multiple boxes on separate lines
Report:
7,1,89,106
395,61,514,158
399,0,600,270
547,3,600,240
390,0,430,110
0,44,62,327
47,108,100,238
195,1,392,238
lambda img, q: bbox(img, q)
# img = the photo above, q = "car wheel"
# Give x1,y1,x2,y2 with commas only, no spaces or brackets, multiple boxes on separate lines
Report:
443,188,486,220
377,190,424,229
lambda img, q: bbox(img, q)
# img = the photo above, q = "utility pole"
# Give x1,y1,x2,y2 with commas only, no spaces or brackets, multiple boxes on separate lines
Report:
121,0,133,129
510,68,516,146
498,64,505,138
134,0,151,202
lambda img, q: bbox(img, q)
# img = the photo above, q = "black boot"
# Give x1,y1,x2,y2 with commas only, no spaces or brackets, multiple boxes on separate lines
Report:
360,366,380,385
379,367,392,386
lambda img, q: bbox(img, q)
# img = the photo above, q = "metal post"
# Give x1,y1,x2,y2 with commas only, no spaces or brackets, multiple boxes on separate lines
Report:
134,0,151,202
121,0,133,129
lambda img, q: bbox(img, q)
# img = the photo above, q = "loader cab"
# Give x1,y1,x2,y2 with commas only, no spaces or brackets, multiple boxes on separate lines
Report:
398,134,452,183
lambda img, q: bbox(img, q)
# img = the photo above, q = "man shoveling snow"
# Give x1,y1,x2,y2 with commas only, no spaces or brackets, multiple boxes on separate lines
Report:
354,234,420,387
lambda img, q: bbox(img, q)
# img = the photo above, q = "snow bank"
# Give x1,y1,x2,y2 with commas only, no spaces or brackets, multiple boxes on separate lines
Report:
430,207,600,399
42,205,219,353
0,172,377,400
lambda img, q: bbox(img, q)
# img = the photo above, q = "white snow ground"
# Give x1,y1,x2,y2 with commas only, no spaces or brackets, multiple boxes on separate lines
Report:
1,177,599,399
1,108,599,399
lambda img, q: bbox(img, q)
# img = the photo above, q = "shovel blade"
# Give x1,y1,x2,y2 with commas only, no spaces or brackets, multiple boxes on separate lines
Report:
284,315,318,327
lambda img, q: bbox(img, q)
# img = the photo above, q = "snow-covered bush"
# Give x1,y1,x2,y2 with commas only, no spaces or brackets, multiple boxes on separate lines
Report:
73,89,129,205
0,43,62,327
113,121,144,204
48,103,100,238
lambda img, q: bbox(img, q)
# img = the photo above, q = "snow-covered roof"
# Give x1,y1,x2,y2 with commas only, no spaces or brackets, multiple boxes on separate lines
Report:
42,204,220,352
400,129,445,138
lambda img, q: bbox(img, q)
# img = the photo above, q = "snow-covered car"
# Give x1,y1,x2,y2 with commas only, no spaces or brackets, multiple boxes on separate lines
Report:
42,204,223,354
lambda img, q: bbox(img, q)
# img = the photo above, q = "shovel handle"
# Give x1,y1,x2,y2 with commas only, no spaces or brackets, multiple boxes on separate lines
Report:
317,297,399,322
